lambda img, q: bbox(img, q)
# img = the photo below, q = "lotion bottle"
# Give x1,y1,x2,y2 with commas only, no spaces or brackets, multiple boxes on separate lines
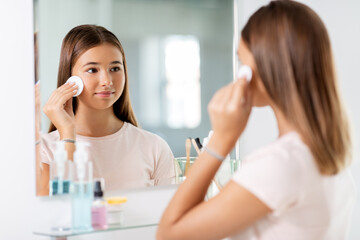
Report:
72,142,93,231
50,141,72,195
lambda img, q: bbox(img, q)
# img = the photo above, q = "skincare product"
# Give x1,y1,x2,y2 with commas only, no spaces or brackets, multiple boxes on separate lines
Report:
50,141,73,195
72,142,93,231
237,65,252,82
66,76,84,97
106,197,127,225
91,179,108,229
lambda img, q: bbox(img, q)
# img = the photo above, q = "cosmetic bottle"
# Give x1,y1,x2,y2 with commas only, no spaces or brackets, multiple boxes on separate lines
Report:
72,142,93,231
91,178,108,229
50,141,73,195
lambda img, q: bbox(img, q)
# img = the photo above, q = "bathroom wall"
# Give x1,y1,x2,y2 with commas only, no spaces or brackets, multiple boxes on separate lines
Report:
238,0,360,239
0,0,37,239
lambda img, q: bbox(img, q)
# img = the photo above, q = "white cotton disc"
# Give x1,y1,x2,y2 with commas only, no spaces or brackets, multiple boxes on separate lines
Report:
237,65,252,82
66,76,84,97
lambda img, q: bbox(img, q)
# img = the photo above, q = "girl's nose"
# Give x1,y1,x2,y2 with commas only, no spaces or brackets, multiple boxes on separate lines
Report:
100,73,113,86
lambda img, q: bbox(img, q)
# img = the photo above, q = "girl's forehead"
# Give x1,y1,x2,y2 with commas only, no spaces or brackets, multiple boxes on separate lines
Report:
75,44,123,63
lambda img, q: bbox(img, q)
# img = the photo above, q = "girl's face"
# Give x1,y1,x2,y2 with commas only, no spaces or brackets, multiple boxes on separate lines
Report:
72,43,125,110
238,38,271,107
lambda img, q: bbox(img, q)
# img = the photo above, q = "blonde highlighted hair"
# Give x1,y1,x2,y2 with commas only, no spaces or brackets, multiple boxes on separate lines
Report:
242,1,351,175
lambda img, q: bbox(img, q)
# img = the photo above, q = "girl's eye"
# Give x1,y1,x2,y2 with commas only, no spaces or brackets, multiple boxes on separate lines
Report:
110,67,121,72
87,68,98,73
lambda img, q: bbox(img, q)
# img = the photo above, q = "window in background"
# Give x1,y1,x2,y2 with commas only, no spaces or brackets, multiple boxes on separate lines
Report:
164,35,201,129
139,35,201,129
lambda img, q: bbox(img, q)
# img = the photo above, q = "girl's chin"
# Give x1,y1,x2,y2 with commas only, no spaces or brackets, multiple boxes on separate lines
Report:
80,102,116,111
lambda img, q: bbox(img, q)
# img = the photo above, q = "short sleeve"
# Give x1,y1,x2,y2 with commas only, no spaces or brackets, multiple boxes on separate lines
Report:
40,131,59,165
152,135,176,184
232,145,304,216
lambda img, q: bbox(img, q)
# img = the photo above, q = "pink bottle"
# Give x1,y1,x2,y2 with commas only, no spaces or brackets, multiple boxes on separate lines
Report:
91,179,108,229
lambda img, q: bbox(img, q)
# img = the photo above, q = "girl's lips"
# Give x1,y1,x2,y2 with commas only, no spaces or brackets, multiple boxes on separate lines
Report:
95,91,114,98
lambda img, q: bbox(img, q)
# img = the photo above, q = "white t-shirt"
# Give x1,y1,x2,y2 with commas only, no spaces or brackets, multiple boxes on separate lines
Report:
41,122,175,190
231,132,356,240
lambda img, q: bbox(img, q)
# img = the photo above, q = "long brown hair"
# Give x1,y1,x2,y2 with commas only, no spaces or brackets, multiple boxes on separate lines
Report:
49,24,138,132
242,1,351,175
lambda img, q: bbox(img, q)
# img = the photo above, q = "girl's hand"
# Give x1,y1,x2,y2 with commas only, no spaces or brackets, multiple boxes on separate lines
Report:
43,82,78,137
207,77,252,155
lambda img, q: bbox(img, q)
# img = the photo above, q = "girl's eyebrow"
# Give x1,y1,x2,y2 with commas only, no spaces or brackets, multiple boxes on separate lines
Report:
82,61,123,68
110,61,123,65
82,62,99,68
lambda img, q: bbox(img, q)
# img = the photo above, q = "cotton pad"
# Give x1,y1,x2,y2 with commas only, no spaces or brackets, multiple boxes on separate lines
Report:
237,65,252,83
66,76,84,97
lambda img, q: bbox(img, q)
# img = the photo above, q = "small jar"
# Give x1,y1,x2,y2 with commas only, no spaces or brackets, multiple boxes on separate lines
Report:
106,197,127,225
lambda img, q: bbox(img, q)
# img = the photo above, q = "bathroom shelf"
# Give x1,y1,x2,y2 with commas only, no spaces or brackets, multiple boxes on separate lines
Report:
33,217,158,239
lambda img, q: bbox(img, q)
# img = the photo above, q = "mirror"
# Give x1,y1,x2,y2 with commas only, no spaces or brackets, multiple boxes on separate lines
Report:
34,0,235,196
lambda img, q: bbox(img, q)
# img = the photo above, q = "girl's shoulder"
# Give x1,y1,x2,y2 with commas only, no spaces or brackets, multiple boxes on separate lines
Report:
126,123,165,141
41,130,60,147
241,131,318,184
247,131,312,164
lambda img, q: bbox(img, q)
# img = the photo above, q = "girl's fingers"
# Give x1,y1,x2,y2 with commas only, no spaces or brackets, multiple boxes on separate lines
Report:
57,82,78,96
230,77,248,106
64,97,73,112
208,86,225,111
49,84,78,106
219,83,236,106
52,82,76,99
59,90,77,104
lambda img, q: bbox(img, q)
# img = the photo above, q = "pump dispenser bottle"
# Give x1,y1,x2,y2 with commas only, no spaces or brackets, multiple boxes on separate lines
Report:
72,142,93,231
91,178,108,229
50,141,73,195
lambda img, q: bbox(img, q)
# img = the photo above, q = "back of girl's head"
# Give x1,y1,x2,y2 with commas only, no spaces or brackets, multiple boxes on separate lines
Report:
242,0,351,175
49,24,138,132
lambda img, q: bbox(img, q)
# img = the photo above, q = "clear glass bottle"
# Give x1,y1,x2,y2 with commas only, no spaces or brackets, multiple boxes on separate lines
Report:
91,178,108,229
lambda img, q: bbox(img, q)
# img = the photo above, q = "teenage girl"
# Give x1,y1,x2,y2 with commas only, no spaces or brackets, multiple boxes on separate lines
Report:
39,25,175,195
157,1,355,239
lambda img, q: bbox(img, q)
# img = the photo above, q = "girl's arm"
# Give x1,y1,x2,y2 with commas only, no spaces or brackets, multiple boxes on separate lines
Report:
36,162,50,196
37,82,78,195
43,82,78,160
153,137,176,186
157,78,271,240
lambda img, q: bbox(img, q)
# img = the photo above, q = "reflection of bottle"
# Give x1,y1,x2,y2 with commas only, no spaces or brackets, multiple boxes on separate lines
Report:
72,142,93,231
50,141,73,195
91,179,108,229
106,197,127,226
